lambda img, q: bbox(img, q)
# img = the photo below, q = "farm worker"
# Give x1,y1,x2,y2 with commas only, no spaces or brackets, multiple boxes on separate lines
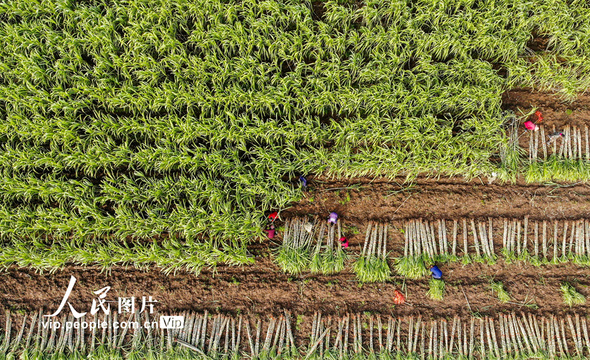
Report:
524,120,538,131
268,211,278,222
328,212,338,224
524,110,543,131
393,290,405,305
265,224,275,239
547,131,564,145
299,175,307,188
429,265,443,279
339,236,349,248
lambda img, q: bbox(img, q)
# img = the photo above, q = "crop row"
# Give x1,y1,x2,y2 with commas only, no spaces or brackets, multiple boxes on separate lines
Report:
400,217,590,268
525,125,589,162
2,214,590,276
2,0,589,91
276,217,346,275
275,217,590,281
519,124,590,182
2,215,588,276
0,236,252,274
401,217,590,264
2,310,590,359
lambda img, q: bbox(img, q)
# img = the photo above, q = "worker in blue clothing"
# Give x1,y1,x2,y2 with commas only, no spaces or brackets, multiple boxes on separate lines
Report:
429,265,443,279
299,175,307,189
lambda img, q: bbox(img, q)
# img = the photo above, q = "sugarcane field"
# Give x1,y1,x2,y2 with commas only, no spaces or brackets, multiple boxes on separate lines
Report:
4,0,590,359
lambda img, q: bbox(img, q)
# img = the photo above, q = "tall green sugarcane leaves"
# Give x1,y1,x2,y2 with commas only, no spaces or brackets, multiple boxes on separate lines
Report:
1,0,590,271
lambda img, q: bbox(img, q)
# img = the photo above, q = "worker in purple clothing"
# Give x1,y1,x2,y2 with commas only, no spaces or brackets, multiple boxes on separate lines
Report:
328,212,338,224
429,265,443,279
299,175,307,189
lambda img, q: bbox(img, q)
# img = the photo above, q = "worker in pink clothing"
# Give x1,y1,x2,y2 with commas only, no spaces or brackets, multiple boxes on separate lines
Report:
524,120,538,131
265,224,275,239
339,236,349,248
265,211,278,239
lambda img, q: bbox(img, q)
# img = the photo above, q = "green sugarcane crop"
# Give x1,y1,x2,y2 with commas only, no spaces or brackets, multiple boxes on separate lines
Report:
1,0,590,272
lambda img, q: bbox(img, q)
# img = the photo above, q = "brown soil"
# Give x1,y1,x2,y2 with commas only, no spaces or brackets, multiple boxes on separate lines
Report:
502,89,590,130
2,260,590,320
284,176,590,222
526,35,550,53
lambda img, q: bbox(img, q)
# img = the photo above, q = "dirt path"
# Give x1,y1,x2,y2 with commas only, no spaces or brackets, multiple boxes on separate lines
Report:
3,259,590,319
283,176,590,223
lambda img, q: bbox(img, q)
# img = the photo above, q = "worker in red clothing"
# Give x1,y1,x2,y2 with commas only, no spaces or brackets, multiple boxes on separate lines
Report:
524,110,543,131
268,211,278,222
393,290,405,305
